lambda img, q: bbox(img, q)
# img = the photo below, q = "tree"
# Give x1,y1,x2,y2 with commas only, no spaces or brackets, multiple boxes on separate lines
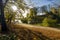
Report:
41,16,57,27
50,7,57,15
14,0,27,10
4,6,16,23
4,0,27,23
50,7,60,23
58,6,60,17
0,0,26,33
0,0,9,33
27,8,37,24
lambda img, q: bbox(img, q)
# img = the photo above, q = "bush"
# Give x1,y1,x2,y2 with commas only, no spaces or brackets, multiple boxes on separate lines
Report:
41,17,57,27
41,17,49,27
48,19,57,27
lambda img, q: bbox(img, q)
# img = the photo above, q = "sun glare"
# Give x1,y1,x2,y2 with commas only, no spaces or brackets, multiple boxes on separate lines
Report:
11,5,18,11
23,10,28,17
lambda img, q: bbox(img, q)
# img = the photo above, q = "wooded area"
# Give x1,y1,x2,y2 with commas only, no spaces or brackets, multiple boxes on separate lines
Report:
0,0,60,40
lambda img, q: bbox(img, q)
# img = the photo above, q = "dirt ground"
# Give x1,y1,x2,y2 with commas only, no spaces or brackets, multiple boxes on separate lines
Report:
0,23,60,40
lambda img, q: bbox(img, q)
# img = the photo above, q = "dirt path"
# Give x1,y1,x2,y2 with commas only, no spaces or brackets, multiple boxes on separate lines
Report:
14,23,60,40
7,23,60,40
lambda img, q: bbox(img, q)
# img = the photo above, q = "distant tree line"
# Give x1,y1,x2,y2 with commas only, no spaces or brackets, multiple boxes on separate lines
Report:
4,0,60,28
20,6,60,27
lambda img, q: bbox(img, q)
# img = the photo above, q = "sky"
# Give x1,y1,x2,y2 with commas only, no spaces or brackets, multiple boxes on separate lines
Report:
24,0,60,8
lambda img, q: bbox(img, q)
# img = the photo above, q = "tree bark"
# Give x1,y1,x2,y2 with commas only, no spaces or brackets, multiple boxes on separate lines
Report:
0,0,8,33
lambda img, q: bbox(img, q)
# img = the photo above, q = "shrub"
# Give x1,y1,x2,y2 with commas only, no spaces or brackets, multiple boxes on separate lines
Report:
41,17,49,27
41,17,57,27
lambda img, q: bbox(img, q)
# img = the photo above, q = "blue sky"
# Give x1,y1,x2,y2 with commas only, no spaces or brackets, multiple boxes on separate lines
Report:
24,0,60,7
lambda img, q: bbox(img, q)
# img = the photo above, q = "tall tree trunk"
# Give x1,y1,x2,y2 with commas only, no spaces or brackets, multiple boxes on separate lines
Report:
0,0,8,33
